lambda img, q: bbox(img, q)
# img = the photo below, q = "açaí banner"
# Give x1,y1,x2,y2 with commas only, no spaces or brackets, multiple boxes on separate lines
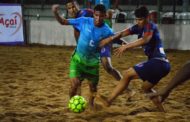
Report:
0,4,24,45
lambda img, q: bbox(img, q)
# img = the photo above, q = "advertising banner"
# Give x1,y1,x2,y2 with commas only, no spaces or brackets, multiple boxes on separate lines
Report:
0,4,24,45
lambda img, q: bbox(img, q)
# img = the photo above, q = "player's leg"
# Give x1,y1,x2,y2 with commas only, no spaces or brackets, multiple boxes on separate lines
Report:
100,45,122,81
69,78,82,98
88,80,98,110
69,52,83,98
97,67,139,107
142,81,165,112
101,57,122,81
138,59,170,112
83,63,99,110
86,74,99,110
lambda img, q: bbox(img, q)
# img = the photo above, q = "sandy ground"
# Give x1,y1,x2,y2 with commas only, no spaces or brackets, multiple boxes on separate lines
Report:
0,45,190,122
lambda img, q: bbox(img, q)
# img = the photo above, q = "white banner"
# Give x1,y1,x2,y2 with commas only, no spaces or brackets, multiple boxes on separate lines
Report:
0,4,24,45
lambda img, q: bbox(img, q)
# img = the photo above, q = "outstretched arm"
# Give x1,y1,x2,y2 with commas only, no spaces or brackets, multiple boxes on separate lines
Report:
52,4,69,25
99,28,130,48
114,32,152,57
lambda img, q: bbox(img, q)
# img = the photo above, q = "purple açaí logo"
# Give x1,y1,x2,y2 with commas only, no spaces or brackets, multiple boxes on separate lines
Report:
0,12,22,36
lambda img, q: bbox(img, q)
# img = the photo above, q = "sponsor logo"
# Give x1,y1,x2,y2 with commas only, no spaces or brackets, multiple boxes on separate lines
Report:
0,12,22,36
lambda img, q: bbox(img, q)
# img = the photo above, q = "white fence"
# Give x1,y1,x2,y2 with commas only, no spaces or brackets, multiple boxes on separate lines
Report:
29,20,190,50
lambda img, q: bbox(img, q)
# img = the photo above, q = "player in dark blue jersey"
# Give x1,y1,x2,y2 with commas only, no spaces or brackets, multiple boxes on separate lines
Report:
64,0,122,82
97,6,171,112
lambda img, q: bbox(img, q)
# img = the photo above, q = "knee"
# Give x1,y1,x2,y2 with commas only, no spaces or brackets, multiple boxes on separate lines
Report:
122,68,134,80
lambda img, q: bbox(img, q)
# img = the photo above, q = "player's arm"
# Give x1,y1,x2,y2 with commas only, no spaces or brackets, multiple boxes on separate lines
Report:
114,30,153,57
122,31,152,49
99,28,130,48
52,4,69,25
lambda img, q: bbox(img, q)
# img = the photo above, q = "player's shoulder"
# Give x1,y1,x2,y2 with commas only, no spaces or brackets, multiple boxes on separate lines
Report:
79,17,93,24
84,8,94,13
78,9,94,17
144,21,157,29
129,24,138,31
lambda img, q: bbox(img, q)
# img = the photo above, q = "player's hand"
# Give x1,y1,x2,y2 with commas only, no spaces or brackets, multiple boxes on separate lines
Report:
52,4,60,13
114,45,127,57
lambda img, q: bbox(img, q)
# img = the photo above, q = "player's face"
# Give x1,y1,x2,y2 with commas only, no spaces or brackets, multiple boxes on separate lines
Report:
135,17,146,28
66,2,79,18
93,11,106,27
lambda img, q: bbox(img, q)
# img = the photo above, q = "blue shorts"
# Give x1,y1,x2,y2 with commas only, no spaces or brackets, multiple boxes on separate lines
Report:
134,58,171,84
100,44,111,57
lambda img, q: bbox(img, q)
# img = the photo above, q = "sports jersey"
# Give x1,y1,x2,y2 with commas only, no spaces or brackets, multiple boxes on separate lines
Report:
95,0,110,10
128,22,166,59
68,17,114,65
74,9,94,31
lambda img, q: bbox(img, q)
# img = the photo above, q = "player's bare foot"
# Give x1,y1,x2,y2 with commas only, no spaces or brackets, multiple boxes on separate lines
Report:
146,90,170,103
151,96,166,112
96,94,111,107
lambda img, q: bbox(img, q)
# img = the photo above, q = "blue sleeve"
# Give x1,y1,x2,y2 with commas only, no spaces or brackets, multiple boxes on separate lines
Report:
68,17,84,31
129,24,139,35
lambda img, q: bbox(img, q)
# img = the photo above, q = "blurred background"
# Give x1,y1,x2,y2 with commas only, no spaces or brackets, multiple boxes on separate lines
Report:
1,0,190,50
1,0,190,24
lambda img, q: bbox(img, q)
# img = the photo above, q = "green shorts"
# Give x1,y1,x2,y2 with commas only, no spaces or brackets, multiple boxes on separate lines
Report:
69,53,99,85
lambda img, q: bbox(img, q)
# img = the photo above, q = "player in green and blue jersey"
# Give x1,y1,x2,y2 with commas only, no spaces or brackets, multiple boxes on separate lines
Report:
52,4,114,109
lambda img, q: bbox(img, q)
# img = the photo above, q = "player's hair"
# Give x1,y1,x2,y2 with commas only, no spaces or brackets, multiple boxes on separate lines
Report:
135,6,149,18
94,4,106,13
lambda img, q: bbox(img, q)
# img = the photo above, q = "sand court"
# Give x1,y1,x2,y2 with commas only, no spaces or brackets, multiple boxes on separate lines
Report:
0,45,190,121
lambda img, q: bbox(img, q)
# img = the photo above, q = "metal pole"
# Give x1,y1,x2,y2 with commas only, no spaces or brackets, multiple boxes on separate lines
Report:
157,0,162,24
173,0,176,24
